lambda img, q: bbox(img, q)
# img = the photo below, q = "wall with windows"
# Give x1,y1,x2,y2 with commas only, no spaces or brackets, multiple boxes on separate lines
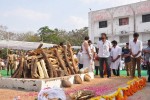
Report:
92,20,112,38
89,1,150,44
136,14,150,32
113,16,134,35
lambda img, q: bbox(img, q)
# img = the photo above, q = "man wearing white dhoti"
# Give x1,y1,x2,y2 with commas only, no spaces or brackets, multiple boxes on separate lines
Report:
110,40,122,76
82,36,93,72
88,40,96,72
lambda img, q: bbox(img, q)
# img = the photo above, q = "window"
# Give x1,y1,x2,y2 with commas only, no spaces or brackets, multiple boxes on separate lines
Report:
142,14,150,23
119,18,129,26
99,21,107,28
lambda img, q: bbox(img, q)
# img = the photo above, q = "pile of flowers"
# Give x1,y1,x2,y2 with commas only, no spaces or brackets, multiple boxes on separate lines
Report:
91,77,146,100
65,83,123,96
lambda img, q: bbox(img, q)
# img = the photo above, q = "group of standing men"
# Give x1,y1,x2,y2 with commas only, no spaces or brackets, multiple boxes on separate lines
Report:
79,32,150,81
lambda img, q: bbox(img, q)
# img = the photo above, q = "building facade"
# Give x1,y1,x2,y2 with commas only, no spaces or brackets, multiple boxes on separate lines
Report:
89,1,150,47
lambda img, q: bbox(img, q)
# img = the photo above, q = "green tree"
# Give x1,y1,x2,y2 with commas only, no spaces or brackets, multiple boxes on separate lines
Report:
0,48,8,59
37,26,88,46
38,26,54,41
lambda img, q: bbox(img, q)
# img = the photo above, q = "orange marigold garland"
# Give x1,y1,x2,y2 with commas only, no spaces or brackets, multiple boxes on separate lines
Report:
91,77,146,100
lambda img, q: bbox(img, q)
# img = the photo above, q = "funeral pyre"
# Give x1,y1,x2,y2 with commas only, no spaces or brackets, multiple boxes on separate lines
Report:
12,44,79,79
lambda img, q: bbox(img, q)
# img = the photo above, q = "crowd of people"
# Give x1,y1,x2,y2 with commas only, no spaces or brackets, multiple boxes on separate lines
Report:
77,33,150,82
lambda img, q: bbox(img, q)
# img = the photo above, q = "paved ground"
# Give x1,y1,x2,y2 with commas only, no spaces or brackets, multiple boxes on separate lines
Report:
0,89,38,100
128,81,150,100
0,77,149,100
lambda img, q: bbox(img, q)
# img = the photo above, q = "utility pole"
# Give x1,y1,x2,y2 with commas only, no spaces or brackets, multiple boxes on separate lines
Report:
89,8,94,43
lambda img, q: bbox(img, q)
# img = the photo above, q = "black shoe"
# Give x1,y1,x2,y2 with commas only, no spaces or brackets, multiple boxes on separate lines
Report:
100,76,104,78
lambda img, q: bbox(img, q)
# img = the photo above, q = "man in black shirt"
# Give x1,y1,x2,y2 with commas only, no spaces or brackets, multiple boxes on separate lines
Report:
122,43,132,76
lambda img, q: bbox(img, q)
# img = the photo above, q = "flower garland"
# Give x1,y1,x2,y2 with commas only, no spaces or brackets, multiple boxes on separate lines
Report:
91,77,146,100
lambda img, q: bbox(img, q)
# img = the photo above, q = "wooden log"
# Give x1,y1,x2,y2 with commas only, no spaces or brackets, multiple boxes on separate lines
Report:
28,49,42,56
12,61,20,78
49,58,58,65
31,58,40,79
26,54,55,60
67,44,78,73
41,50,58,78
63,46,75,74
55,48,70,76
36,61,44,79
27,62,30,69
57,69,65,77
67,68,71,75
16,57,24,78
53,65,60,68
40,59,49,78
37,43,43,49
23,60,28,78
26,55,43,60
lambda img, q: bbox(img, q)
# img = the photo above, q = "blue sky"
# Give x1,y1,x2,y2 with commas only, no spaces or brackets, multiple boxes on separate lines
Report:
0,0,146,32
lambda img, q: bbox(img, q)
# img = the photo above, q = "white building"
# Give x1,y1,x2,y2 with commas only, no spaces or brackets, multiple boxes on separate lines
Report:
89,0,150,47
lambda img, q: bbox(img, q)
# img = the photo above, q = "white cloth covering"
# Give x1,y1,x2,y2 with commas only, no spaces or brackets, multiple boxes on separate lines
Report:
38,87,66,100
110,46,122,69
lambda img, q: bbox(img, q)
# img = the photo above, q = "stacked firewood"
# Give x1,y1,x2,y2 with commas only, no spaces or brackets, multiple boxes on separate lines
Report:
12,44,79,79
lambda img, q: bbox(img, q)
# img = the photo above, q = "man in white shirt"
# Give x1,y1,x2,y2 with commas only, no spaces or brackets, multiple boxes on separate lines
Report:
97,33,111,78
110,40,122,76
129,33,143,77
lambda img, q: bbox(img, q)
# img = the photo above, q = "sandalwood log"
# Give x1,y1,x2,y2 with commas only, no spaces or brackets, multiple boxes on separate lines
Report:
57,70,65,77
63,46,75,74
23,60,28,78
16,57,24,78
40,59,49,78
37,43,43,49
26,54,55,60
49,58,58,64
67,44,78,73
41,50,57,78
67,68,71,75
28,49,42,56
26,55,43,60
53,65,59,68
36,61,44,79
54,48,68,75
31,58,39,79
12,62,20,78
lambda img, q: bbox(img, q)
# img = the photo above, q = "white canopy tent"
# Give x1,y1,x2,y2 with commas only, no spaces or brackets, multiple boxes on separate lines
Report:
0,40,55,50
